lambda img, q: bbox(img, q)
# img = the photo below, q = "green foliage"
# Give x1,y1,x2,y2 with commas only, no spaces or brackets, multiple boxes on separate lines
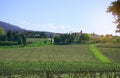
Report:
107,0,120,32
26,38,52,47
0,41,17,46
17,36,23,45
26,41,46,47
99,35,120,43
40,32,47,38
113,36,120,43
54,35,62,44
0,62,119,77
0,29,26,46
20,34,26,45
54,33,91,44
0,27,6,36
101,36,109,43
25,31,48,38
0,27,6,41
1,34,7,41
80,34,91,43
107,0,120,19
7,30,14,41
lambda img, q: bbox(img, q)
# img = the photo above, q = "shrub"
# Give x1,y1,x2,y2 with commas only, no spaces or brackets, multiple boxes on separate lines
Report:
0,41,17,46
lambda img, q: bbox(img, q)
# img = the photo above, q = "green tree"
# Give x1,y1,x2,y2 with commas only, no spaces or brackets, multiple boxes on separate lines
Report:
2,34,7,41
107,0,120,32
0,27,6,41
113,36,120,43
70,34,75,43
13,32,18,41
17,36,23,45
0,27,6,35
40,32,47,38
21,34,26,45
80,34,91,43
50,33,53,44
54,35,62,44
7,30,14,41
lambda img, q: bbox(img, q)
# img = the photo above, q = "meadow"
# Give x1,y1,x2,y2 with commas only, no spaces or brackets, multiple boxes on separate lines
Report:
0,45,97,62
26,38,52,47
0,42,120,78
97,43,120,63
0,38,120,77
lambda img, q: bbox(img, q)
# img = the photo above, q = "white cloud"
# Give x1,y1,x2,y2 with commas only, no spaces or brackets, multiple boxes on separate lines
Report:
18,21,76,33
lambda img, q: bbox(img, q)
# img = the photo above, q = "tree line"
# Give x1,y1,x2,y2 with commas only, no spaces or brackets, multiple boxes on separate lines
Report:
54,32,120,45
24,31,47,38
54,31,91,44
0,27,26,46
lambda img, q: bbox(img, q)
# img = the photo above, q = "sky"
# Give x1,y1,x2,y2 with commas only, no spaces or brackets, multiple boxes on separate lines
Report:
0,0,118,35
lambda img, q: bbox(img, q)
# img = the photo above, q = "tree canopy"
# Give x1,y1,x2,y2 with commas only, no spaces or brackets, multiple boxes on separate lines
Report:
107,0,120,32
54,33,91,45
0,27,6,41
0,27,26,46
0,27,6,36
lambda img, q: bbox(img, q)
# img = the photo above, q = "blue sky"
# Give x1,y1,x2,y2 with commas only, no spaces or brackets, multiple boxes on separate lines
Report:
0,0,118,35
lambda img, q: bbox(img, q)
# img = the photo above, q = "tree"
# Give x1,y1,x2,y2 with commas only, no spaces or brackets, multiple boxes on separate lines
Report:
54,35,62,44
80,34,91,43
50,33,53,44
40,32,47,38
0,27,6,41
17,36,23,45
107,0,120,32
2,34,7,41
7,30,14,41
13,32,18,41
0,27,6,35
20,34,26,45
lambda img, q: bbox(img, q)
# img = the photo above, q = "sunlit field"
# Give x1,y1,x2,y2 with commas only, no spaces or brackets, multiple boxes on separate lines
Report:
1,0,120,77
97,43,120,63
0,45,97,62
0,44,120,77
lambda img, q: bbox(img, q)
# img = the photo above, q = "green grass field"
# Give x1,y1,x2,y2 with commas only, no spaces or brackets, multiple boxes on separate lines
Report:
0,45,97,62
89,44,111,63
26,38,53,47
26,38,48,43
97,43,120,63
0,43,120,77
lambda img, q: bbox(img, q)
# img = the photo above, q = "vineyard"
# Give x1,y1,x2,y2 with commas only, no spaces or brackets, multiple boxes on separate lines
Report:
0,44,120,77
0,62,120,78
0,45,96,62
97,43,120,63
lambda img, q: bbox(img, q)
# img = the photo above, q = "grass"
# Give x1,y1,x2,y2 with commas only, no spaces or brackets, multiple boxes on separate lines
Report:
0,43,120,77
0,44,97,62
0,61,119,78
89,44,111,63
0,62,119,72
26,38,53,47
26,38,49,43
97,43,120,63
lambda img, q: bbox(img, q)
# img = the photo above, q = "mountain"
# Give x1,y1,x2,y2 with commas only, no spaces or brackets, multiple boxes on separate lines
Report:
0,21,26,32
0,21,54,37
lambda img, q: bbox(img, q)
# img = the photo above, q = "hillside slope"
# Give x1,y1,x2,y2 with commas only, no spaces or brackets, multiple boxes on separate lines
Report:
0,21,26,32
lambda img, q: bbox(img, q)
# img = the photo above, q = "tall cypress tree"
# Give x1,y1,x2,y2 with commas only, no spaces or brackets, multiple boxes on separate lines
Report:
7,30,14,41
